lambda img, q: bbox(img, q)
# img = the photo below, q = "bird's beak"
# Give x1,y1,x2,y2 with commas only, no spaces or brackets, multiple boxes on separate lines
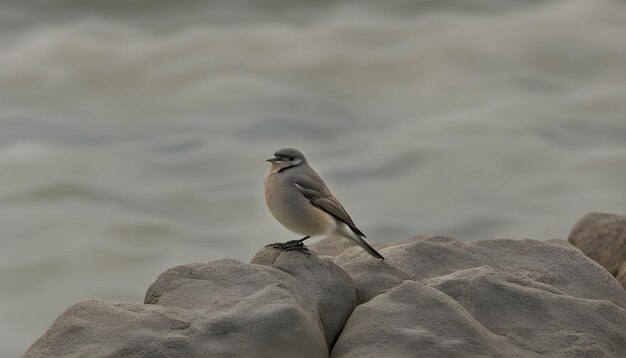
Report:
266,156,280,162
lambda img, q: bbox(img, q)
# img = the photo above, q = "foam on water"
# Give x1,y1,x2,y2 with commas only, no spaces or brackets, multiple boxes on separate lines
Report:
1,0,626,356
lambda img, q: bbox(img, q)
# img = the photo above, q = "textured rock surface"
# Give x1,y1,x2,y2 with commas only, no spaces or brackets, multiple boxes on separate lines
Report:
568,212,626,276
26,235,626,358
250,246,356,345
618,262,626,290
25,299,200,358
26,250,356,358
333,236,626,306
308,235,388,258
331,281,526,358
308,235,358,257
330,236,626,357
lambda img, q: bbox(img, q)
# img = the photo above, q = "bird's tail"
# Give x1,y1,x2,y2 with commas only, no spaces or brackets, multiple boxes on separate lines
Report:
339,224,384,260
353,235,385,260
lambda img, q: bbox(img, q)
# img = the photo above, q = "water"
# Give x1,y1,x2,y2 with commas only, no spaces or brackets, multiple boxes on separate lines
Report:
1,0,626,355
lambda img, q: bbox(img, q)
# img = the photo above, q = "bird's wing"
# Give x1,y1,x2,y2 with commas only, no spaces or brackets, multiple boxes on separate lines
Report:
293,173,366,238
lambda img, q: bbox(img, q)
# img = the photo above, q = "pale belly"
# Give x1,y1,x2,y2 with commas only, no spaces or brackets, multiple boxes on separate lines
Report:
265,173,335,236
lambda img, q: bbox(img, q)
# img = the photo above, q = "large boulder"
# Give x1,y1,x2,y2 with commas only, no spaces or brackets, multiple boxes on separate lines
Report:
26,249,356,358
251,246,356,345
330,236,626,357
331,281,526,358
333,236,626,306
568,212,626,276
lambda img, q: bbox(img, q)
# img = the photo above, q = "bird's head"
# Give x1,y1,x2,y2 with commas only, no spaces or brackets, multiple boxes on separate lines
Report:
266,148,307,173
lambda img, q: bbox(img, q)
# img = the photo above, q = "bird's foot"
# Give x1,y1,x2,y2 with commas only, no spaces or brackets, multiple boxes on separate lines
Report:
266,240,311,255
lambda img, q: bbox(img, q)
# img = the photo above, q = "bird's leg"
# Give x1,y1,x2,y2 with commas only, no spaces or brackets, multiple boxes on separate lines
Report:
266,236,311,255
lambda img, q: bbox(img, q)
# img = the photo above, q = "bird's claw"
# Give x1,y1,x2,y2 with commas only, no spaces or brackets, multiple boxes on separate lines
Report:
266,240,311,255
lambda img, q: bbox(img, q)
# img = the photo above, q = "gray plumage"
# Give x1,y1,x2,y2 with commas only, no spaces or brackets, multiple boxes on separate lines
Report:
265,148,384,260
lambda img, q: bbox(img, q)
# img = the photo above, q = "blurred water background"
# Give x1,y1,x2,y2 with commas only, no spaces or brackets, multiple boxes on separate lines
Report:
1,0,626,355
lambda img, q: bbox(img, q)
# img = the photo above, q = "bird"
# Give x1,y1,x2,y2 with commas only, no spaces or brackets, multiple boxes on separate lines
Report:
264,148,384,260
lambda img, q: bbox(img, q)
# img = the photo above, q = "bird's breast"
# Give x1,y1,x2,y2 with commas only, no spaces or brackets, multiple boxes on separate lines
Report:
264,172,334,236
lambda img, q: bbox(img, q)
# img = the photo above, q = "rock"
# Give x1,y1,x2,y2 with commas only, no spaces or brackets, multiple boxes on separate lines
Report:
424,266,626,357
308,236,388,258
144,258,295,310
142,256,330,358
26,235,626,358
251,247,357,345
568,212,626,275
337,236,626,307
26,249,357,358
338,258,410,303
25,295,326,358
308,235,358,257
25,299,199,358
618,262,626,290
331,281,526,358
544,238,571,247
330,236,626,357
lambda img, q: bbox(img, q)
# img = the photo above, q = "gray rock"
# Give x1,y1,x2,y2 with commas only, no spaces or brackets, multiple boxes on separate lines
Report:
569,212,626,275
144,258,295,310
544,238,572,247
308,236,388,258
331,236,626,357
337,236,626,307
251,246,356,345
26,251,355,358
332,281,526,358
25,295,326,358
308,235,358,257
25,235,626,358
24,299,200,358
424,266,626,357
617,262,626,290
338,258,410,303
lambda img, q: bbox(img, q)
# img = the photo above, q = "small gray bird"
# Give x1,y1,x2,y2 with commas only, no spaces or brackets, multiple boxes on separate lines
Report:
265,148,384,259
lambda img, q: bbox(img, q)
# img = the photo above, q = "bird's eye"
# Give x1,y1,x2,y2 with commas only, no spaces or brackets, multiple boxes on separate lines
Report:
289,156,295,161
